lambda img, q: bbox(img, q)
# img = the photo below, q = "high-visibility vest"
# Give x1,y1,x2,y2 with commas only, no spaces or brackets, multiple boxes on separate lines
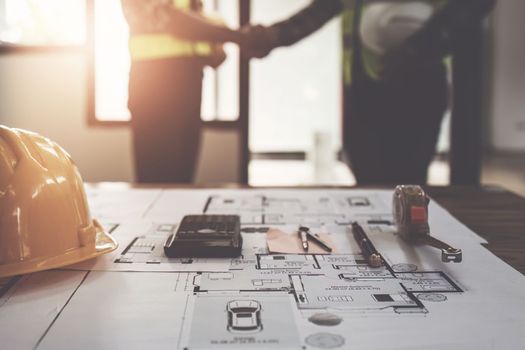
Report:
128,0,212,61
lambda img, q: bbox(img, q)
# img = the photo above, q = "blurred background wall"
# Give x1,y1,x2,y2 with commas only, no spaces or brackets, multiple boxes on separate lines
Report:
0,0,523,187
0,52,239,183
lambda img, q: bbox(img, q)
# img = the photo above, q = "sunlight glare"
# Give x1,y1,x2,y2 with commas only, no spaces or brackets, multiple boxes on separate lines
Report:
94,0,131,121
1,0,85,45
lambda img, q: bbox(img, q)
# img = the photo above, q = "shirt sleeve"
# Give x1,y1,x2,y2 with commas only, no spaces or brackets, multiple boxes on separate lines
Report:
120,0,242,43
268,0,344,47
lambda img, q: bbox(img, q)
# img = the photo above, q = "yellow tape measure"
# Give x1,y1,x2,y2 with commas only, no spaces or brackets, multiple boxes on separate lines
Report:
393,185,462,263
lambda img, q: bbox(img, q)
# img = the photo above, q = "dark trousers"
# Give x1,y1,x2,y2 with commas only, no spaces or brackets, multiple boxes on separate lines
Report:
343,64,448,185
128,58,203,183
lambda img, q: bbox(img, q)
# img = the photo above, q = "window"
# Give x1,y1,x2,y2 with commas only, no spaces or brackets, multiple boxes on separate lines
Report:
201,0,239,121
93,0,130,122
249,0,342,154
0,0,85,46
91,0,240,123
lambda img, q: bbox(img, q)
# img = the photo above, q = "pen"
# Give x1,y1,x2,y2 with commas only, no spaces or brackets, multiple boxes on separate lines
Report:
299,226,332,253
351,221,383,268
298,228,309,252
307,232,333,253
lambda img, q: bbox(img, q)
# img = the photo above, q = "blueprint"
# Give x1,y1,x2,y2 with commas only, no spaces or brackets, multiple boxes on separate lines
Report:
1,187,525,349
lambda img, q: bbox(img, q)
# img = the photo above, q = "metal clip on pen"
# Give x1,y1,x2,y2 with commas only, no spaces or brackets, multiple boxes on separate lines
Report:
393,185,462,263
298,226,309,252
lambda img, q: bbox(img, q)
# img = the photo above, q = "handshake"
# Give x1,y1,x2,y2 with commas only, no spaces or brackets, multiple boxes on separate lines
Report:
237,24,281,59
208,24,280,69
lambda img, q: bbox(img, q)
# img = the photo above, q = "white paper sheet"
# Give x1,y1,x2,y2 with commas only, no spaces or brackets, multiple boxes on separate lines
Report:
4,187,525,349
85,183,161,220
37,271,189,350
0,270,88,349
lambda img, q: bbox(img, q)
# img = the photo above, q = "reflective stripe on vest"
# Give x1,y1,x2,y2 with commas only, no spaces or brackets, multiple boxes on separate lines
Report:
128,0,212,61
341,4,355,86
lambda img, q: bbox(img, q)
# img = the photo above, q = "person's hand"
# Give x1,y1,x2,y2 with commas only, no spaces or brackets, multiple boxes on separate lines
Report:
239,24,279,59
207,43,227,69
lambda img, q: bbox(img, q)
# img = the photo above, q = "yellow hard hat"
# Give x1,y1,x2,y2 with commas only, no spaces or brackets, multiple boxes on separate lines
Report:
0,126,117,278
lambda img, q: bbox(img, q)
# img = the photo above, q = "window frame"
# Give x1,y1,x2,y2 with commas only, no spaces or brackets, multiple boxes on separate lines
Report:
85,0,249,183
0,44,84,54
85,0,245,129
86,0,127,127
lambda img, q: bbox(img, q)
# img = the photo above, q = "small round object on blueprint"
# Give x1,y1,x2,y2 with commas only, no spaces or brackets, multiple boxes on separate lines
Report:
391,263,418,272
305,333,345,349
417,293,447,302
308,312,343,326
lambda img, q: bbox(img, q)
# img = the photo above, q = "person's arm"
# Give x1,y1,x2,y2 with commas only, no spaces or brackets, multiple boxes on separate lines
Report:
239,0,343,58
121,0,243,44
243,0,438,59
267,0,343,47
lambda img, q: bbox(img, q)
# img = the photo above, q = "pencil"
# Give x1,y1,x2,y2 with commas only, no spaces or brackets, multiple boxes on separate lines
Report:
298,228,309,251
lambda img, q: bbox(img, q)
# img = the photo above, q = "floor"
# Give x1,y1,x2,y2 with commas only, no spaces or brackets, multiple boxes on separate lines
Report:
249,153,525,197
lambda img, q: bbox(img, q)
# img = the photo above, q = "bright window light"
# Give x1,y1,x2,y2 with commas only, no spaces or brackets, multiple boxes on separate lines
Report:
93,0,239,122
0,0,85,45
250,0,342,153
94,0,131,121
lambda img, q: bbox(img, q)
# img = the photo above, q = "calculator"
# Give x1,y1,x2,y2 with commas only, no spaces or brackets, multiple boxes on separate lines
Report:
164,215,242,258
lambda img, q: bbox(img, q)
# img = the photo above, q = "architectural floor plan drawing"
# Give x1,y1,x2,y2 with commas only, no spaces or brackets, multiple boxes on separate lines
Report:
191,253,462,314
173,252,463,349
2,188,525,349
204,192,391,226
69,221,233,272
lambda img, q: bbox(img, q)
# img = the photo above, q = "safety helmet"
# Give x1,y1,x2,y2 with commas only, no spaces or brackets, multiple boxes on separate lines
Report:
0,126,117,278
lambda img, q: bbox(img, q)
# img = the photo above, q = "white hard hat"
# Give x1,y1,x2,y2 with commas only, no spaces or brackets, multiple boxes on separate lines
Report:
0,126,117,278
360,2,434,55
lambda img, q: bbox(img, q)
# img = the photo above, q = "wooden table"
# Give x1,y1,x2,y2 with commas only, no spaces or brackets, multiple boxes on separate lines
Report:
426,185,525,274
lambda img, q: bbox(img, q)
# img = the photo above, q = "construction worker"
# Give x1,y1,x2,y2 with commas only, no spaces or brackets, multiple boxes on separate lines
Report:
241,0,495,184
121,0,243,183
